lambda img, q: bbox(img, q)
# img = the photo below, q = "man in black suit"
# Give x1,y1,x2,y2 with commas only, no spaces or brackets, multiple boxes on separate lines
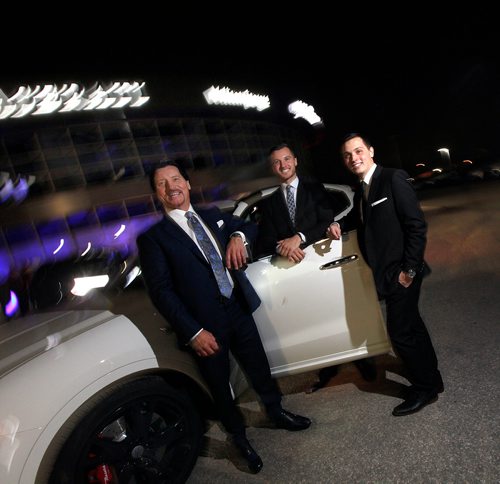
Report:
255,143,377,388
255,143,335,262
329,133,444,416
137,160,310,474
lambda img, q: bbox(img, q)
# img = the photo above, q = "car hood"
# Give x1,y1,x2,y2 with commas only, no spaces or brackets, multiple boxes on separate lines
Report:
0,309,117,378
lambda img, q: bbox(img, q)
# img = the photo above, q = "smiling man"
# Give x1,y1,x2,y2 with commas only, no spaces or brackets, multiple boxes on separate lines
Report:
136,160,311,474
255,143,337,262
329,132,444,416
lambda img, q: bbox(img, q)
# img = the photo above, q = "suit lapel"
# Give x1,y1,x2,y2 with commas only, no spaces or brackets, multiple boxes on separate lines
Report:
158,215,207,264
364,165,383,220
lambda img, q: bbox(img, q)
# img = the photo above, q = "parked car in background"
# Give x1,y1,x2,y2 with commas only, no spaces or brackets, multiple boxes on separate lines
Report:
0,183,390,484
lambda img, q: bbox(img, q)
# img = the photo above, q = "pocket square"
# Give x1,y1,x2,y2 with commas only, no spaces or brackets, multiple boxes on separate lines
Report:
371,197,388,207
217,219,225,228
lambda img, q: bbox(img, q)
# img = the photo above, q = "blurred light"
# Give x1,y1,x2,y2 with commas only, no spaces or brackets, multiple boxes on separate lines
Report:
432,168,443,173
71,275,109,296
437,148,450,155
0,81,149,119
124,266,141,288
203,85,270,111
288,100,323,126
114,224,126,239
462,160,473,164
5,290,19,317
81,242,92,257
416,163,426,167
53,239,65,255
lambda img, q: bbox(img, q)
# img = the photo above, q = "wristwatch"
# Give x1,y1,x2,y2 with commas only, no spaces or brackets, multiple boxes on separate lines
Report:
405,268,417,279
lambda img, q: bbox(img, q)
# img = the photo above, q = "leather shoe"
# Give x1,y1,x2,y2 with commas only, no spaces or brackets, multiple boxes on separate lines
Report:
392,390,438,416
354,357,377,381
232,436,263,474
270,409,311,431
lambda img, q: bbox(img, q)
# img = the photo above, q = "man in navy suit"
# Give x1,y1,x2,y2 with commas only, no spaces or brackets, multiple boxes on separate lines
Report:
137,160,310,474
255,143,377,388
329,133,444,416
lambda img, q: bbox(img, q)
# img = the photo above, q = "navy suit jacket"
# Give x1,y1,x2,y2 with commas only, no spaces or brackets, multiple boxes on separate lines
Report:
255,179,335,257
343,166,429,297
137,206,261,345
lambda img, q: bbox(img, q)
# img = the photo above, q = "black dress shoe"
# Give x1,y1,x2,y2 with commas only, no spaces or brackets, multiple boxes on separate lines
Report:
392,391,438,416
270,409,311,431
354,357,377,381
232,436,263,474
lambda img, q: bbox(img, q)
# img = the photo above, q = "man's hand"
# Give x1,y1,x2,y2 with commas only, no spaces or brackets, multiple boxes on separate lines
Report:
277,234,305,262
326,222,341,240
190,329,220,357
398,271,414,288
226,235,247,269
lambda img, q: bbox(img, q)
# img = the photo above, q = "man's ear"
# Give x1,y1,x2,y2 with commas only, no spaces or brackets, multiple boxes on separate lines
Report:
369,148,374,158
187,180,191,190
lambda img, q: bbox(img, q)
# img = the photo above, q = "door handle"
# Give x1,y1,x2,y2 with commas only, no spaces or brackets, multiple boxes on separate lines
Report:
319,254,358,270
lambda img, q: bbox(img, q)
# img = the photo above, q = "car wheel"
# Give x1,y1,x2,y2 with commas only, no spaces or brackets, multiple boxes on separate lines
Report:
49,376,203,484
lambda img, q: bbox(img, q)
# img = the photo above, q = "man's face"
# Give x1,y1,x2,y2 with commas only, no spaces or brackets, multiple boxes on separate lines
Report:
341,137,375,179
154,165,191,211
269,147,298,184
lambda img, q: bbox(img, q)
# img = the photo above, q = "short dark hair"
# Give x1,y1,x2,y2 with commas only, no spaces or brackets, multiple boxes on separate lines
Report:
267,142,296,160
340,132,372,149
148,159,190,191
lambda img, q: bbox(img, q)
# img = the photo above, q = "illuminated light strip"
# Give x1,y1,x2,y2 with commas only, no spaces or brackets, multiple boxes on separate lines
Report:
203,85,270,111
81,242,92,257
0,81,149,119
288,100,323,126
53,238,65,255
114,224,126,239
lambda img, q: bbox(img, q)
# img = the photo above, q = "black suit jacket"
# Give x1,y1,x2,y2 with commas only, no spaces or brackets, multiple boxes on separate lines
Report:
255,180,335,257
137,206,261,345
343,166,429,297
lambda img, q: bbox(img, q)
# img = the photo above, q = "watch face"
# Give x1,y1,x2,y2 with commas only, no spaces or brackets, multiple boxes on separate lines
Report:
407,269,416,278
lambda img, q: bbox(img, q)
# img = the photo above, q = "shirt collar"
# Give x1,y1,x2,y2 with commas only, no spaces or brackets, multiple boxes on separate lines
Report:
362,164,377,185
166,204,194,224
282,176,299,191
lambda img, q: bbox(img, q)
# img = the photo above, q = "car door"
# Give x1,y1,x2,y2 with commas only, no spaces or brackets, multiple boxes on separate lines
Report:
234,185,391,378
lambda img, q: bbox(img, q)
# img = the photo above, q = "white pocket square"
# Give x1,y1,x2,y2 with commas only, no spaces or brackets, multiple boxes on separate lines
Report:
217,219,225,228
371,197,388,207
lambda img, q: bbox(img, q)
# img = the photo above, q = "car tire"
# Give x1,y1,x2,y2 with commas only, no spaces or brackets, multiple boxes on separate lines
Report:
48,376,203,484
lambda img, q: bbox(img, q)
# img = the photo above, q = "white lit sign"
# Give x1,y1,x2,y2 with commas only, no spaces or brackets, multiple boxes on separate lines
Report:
288,100,323,126
203,85,270,111
0,81,150,119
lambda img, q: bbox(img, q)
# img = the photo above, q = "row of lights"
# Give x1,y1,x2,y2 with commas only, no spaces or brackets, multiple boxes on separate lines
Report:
0,82,150,119
203,85,323,126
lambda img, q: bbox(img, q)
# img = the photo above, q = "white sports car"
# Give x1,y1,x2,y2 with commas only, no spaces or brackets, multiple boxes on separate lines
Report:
0,184,390,483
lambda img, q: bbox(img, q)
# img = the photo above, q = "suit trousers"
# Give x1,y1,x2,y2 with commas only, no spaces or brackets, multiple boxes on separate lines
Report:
385,275,442,392
193,290,282,436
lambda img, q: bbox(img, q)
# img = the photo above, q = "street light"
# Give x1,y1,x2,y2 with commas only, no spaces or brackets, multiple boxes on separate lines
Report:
437,148,451,167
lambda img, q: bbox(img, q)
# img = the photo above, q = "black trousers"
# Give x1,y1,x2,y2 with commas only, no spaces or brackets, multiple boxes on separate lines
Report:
385,275,442,392
194,293,282,436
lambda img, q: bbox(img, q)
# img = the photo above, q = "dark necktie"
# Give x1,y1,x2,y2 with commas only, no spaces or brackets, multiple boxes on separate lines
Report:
185,212,233,298
361,181,369,222
286,185,296,226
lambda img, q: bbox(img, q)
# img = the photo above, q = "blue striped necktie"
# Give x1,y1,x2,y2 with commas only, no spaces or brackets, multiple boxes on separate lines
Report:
185,212,233,299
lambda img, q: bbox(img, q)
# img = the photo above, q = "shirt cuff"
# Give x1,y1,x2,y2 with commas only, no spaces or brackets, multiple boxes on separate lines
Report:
187,328,203,345
297,232,306,243
231,231,247,245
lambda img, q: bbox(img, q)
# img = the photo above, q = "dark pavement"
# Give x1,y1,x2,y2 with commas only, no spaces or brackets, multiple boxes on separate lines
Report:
187,180,500,483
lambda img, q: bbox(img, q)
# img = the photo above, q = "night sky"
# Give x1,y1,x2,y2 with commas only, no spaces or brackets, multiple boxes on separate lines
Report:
3,9,498,179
